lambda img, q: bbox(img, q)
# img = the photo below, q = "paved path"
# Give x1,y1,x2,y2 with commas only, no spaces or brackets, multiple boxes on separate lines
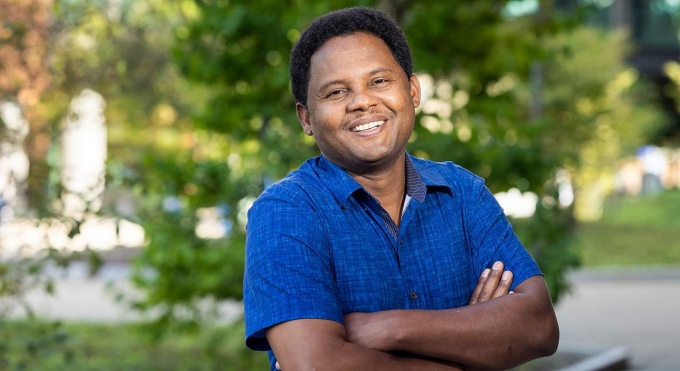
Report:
6,263,680,370
5,261,243,323
554,266,680,370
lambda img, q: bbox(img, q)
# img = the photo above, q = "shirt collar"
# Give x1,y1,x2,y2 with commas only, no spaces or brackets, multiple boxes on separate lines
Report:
315,152,452,208
407,154,453,194
404,154,427,202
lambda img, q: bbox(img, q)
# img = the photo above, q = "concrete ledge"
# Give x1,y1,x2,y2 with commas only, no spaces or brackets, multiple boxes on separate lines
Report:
517,342,631,371
568,265,680,282
556,344,630,371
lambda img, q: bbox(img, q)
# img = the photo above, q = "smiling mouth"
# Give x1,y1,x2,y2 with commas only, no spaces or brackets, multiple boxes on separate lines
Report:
352,120,385,132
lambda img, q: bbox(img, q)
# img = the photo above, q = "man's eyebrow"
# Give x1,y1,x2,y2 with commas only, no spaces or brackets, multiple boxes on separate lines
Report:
368,67,395,76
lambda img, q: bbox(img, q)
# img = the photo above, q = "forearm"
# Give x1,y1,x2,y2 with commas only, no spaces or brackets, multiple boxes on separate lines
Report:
392,300,556,369
322,343,463,371
349,277,559,370
291,341,463,371
268,319,462,371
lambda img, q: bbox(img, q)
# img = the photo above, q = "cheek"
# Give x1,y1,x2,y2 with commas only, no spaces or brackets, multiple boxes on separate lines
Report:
311,104,343,128
384,88,413,108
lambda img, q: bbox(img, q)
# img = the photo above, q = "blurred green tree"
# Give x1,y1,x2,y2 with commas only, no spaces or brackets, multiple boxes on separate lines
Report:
0,1,74,368
0,0,52,211
665,61,680,115
36,0,255,333
539,26,665,221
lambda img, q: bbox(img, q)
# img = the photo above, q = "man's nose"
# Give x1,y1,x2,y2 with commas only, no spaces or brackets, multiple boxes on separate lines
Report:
346,87,378,111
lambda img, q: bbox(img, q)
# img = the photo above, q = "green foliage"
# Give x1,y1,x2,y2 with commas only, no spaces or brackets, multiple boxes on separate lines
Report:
0,218,101,369
511,184,580,302
10,0,247,335
126,152,248,332
0,320,73,370
538,26,665,220
0,320,269,370
664,61,680,143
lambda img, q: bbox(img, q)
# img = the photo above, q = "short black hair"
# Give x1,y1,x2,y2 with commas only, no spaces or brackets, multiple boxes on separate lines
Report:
290,6,413,106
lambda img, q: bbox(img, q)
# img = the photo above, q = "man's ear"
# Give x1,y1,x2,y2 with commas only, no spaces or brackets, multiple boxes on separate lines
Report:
296,103,313,136
409,74,422,109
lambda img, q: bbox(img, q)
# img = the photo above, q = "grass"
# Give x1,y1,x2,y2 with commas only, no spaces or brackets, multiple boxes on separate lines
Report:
572,189,680,266
0,320,270,370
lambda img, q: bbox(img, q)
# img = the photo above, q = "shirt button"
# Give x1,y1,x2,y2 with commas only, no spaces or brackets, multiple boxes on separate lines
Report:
410,291,417,299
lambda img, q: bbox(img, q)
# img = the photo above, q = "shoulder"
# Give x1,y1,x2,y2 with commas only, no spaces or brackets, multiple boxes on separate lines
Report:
248,158,335,227
413,156,481,177
245,160,331,250
255,158,324,205
409,155,486,194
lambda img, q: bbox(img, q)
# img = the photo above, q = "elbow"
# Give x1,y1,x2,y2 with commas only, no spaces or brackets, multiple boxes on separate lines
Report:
495,312,558,370
545,319,560,356
535,312,560,357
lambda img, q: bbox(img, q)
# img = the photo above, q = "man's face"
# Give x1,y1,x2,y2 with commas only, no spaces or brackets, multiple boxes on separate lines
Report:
297,32,421,172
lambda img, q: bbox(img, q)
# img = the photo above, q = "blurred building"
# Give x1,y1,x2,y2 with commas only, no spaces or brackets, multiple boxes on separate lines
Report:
558,0,680,139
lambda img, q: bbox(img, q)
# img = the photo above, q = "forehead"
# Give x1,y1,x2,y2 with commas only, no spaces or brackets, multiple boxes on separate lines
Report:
308,32,400,82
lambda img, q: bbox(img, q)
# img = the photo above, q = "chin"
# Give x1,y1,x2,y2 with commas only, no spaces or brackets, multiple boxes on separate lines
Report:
357,152,398,167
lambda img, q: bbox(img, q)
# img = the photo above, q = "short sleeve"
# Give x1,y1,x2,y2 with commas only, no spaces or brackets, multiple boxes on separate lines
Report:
464,178,541,291
243,190,343,351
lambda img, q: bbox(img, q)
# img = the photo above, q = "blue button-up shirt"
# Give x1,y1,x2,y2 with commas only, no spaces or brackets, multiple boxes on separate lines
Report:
244,153,541,364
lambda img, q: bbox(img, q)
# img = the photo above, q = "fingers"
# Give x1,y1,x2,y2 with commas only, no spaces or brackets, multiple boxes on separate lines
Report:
477,261,504,303
468,268,490,305
469,261,514,305
492,270,513,299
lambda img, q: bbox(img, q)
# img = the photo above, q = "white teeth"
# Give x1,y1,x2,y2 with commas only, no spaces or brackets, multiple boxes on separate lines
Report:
352,120,385,132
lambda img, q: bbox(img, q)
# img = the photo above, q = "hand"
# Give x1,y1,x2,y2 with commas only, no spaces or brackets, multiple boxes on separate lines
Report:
468,261,513,305
344,261,514,353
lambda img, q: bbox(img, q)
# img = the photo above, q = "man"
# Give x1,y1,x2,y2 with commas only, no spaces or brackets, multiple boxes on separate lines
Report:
244,6,558,370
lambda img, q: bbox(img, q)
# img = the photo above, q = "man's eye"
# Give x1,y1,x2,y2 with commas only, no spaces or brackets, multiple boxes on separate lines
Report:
373,78,389,84
326,89,344,97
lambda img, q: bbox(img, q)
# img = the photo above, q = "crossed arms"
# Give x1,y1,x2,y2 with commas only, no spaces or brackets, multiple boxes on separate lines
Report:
267,262,559,370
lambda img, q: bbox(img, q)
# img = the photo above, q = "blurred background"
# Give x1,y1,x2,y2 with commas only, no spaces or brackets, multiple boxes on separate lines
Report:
0,0,679,370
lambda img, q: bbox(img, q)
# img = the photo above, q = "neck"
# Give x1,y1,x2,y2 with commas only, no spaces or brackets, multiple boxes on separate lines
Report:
348,152,407,226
